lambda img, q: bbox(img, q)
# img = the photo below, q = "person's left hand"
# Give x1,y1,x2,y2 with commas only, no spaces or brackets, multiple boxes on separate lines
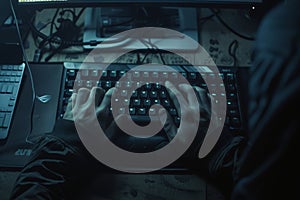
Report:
64,87,127,140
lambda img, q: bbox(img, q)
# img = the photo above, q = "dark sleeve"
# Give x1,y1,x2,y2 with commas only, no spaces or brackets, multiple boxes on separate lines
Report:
231,1,300,199
9,120,102,200
9,119,170,200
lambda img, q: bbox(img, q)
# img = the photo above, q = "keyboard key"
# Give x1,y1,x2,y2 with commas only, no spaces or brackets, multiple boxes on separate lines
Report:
153,99,160,104
118,107,125,115
162,99,170,107
2,114,11,128
160,91,167,98
137,108,146,115
68,69,76,77
91,70,98,77
169,108,177,116
154,83,161,90
231,117,241,127
131,91,138,98
229,108,238,115
101,70,107,77
133,71,140,78
0,114,4,126
121,90,128,97
121,99,129,106
129,108,135,115
1,85,8,93
149,108,156,115
110,70,117,78
143,71,149,78
150,91,157,98
144,99,151,107
133,99,141,106
162,72,168,79
140,91,147,98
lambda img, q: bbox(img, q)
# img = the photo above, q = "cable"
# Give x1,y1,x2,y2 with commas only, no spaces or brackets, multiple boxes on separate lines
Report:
74,7,85,24
228,40,239,67
210,9,255,41
32,8,86,61
9,0,37,144
198,9,220,24
140,51,151,64
29,18,132,47
138,38,167,65
209,136,245,177
50,8,60,36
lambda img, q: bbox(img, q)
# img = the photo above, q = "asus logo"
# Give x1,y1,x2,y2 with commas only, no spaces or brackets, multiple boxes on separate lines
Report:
14,148,32,157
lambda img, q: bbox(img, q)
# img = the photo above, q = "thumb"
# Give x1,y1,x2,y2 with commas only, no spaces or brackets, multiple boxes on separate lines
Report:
105,114,128,141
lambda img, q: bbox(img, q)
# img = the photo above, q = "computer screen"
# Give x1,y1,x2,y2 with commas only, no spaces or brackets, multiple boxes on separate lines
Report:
17,0,263,8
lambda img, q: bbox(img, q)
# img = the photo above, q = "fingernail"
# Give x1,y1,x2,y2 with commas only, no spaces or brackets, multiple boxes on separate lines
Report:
159,108,166,115
165,81,170,86
158,109,167,123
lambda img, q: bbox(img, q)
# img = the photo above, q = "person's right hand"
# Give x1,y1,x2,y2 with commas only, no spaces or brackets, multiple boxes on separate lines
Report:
159,81,219,156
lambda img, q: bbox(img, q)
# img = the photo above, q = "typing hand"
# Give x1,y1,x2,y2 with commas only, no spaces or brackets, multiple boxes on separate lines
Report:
159,81,214,154
63,87,125,140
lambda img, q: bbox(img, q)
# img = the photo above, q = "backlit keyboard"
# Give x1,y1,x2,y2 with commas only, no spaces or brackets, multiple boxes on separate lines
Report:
59,62,243,131
0,63,25,140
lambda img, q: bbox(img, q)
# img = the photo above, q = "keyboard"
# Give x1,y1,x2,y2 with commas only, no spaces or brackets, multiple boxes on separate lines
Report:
0,63,25,140
59,62,243,132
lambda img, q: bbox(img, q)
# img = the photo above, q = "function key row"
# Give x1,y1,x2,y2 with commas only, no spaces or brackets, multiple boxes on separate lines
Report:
0,76,22,83
0,65,24,71
0,71,23,77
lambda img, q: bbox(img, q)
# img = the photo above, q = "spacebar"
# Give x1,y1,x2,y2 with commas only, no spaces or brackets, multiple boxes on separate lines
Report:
130,115,159,125
0,129,9,140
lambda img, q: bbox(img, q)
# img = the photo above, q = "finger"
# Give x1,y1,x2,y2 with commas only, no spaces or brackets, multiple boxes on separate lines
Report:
72,93,77,106
179,84,199,109
94,87,105,106
96,87,115,129
165,81,187,117
159,108,177,141
63,94,75,121
75,88,90,107
194,86,212,122
194,86,211,110
98,87,115,110
89,87,105,107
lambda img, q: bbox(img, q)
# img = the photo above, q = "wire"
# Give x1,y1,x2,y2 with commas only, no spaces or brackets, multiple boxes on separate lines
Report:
140,51,151,64
209,136,245,177
9,0,37,144
32,8,86,61
139,38,167,65
210,9,255,41
74,7,85,23
198,9,220,23
228,40,239,67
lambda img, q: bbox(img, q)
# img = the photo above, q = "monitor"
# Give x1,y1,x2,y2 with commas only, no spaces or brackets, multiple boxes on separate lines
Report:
17,0,263,8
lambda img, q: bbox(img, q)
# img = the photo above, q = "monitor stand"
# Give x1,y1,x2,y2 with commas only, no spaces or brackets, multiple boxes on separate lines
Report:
83,7,199,52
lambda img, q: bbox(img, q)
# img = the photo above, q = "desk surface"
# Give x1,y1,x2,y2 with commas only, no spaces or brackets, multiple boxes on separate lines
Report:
0,171,228,200
0,6,255,199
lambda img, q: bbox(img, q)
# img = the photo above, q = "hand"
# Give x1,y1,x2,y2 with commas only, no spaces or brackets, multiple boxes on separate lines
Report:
159,81,217,156
64,87,124,140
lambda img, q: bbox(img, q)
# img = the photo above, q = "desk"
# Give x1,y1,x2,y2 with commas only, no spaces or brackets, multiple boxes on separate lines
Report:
0,63,216,200
0,5,254,200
